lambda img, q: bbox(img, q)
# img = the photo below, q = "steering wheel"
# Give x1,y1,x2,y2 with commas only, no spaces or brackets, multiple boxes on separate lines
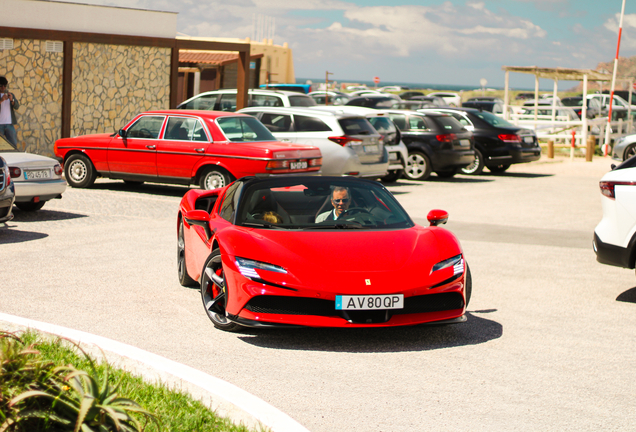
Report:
341,207,372,216
139,128,152,138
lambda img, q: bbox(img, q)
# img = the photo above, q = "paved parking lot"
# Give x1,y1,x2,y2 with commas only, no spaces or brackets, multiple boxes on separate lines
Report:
2,155,635,432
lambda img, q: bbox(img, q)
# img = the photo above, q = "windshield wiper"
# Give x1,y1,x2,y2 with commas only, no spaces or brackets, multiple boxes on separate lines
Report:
241,222,284,229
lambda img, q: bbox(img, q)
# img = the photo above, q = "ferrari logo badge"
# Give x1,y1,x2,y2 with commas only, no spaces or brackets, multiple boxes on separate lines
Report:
365,279,371,285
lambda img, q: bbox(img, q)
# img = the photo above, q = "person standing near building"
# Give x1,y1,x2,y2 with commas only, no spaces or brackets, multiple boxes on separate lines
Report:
0,76,20,149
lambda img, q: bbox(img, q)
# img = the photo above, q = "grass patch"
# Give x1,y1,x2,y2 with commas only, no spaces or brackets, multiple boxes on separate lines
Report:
1,329,264,432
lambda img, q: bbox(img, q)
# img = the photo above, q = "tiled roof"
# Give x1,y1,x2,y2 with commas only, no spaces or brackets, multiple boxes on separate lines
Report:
179,50,263,66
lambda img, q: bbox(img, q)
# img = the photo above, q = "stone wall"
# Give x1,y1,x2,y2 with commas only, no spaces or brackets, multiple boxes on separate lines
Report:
72,44,171,137
0,39,171,157
0,39,63,157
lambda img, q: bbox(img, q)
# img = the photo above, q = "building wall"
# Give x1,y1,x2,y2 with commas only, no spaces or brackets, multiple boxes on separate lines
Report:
0,38,63,157
71,43,171,137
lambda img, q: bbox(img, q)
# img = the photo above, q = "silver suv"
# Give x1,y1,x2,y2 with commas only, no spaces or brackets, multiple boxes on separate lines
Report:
177,89,316,112
239,107,389,178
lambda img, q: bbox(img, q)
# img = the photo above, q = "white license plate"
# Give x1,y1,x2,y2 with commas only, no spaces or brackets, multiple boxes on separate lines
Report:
459,139,470,147
336,294,404,310
24,169,51,180
523,136,534,144
363,145,379,153
290,161,308,170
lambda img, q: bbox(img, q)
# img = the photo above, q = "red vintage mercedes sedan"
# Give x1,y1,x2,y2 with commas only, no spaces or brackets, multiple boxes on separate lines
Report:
54,110,322,189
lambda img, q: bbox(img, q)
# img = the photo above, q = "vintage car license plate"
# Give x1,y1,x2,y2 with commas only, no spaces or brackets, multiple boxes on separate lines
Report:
290,161,308,170
24,169,51,180
363,145,379,153
459,139,470,146
336,294,404,310
523,136,534,144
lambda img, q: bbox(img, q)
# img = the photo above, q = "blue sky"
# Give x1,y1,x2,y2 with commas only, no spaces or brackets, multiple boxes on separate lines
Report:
59,1,636,89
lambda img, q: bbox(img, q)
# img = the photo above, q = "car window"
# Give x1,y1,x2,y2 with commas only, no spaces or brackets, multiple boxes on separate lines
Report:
451,114,472,127
164,117,208,141
472,110,515,128
387,114,407,131
126,116,165,138
430,115,464,132
217,94,237,112
408,115,429,130
216,116,277,142
338,118,375,135
250,94,284,108
183,95,216,110
368,117,397,145
295,115,332,132
259,113,293,132
288,95,316,107
219,181,242,222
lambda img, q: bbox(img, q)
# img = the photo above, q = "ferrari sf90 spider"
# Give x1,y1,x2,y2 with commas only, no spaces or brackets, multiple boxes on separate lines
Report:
177,176,471,331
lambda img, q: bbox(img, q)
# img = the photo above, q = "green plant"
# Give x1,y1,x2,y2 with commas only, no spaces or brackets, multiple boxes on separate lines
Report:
9,345,159,432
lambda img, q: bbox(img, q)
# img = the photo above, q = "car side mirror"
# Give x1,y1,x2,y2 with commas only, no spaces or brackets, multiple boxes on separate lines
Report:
184,210,212,239
118,129,127,138
427,209,449,226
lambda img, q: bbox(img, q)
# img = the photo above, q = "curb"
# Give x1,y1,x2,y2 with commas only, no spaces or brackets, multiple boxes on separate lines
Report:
0,313,310,432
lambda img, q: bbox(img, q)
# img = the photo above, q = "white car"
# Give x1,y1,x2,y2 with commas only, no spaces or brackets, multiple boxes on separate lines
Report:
593,156,636,275
308,91,350,106
312,105,408,182
0,135,66,211
238,106,389,179
177,88,316,111
588,94,636,112
427,92,462,107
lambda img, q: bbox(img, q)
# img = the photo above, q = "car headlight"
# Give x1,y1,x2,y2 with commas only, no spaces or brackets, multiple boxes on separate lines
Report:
235,257,287,279
432,254,464,275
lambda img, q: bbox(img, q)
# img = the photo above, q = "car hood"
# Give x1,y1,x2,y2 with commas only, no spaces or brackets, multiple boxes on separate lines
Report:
0,151,59,167
219,226,462,294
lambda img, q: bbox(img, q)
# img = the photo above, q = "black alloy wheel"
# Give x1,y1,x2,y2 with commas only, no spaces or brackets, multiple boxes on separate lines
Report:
177,219,198,287
624,145,636,161
461,149,485,175
200,249,242,332
465,263,472,307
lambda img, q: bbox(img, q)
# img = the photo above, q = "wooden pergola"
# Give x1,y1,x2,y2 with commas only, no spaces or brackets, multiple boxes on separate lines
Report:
0,26,251,139
501,66,618,145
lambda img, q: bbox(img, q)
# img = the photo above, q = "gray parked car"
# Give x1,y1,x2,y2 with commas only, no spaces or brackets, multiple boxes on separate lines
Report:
239,107,389,178
177,89,316,111
612,133,636,161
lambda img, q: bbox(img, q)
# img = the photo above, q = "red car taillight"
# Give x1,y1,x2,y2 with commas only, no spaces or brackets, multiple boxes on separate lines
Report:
436,133,457,143
266,160,290,170
309,158,322,167
9,167,21,178
498,134,521,143
54,164,63,175
600,181,636,199
328,136,362,146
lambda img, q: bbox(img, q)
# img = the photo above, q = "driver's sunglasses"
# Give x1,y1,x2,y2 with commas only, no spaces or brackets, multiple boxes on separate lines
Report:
333,198,349,204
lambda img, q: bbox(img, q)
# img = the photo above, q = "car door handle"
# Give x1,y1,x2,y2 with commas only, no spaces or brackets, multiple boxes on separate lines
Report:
146,145,156,150
195,148,205,153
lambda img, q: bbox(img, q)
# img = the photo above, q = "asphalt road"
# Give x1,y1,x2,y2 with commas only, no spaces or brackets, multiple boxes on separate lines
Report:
2,155,635,432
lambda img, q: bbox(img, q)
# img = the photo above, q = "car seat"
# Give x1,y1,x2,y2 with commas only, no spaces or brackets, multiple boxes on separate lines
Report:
248,189,291,223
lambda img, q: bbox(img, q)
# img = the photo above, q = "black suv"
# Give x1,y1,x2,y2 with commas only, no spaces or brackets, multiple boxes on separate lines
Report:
379,110,475,180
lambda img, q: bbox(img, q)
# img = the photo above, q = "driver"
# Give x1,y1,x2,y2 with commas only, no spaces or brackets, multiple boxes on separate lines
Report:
316,186,351,222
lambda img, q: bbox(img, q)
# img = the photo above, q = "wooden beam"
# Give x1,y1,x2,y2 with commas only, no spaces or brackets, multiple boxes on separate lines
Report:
170,47,180,108
236,50,250,110
61,41,73,138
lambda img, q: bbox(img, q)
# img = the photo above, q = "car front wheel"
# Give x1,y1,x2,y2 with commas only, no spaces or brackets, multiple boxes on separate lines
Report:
199,167,230,190
200,249,243,332
404,151,432,181
65,154,97,188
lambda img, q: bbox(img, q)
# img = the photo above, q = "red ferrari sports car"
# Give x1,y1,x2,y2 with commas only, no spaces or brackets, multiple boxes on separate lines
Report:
54,110,322,190
178,176,471,331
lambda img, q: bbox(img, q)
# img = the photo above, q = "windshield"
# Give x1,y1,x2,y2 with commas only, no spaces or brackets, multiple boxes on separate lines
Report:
289,95,317,107
472,110,515,128
216,116,277,142
237,178,413,230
